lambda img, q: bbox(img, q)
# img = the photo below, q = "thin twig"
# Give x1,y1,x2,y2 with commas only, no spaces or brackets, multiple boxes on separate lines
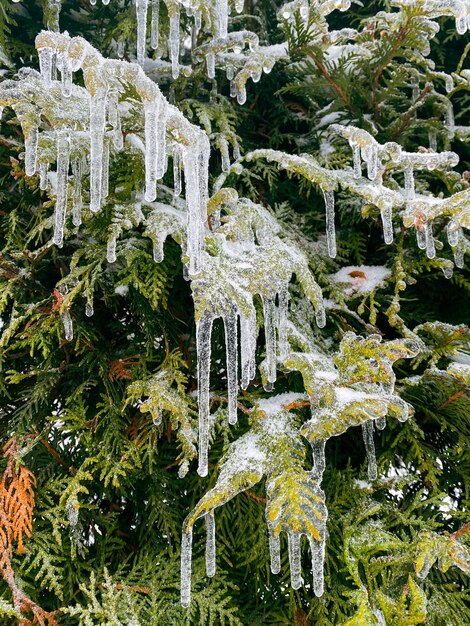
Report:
451,521,470,540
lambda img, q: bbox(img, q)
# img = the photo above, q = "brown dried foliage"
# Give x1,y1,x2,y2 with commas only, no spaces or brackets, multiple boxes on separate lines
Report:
0,437,59,625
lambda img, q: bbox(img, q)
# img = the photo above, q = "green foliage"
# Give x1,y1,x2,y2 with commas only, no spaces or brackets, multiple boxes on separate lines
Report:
0,1,469,625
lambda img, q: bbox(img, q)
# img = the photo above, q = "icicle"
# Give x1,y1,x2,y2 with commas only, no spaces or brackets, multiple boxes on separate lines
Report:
173,149,182,197
71,158,82,226
278,286,289,362
107,234,117,263
309,536,325,597
219,136,230,172
152,406,163,426
85,299,94,317
153,239,164,263
362,421,377,480
250,66,262,83
230,80,237,98
150,0,160,49
53,130,70,247
240,310,257,390
60,55,72,97
144,96,161,202
214,0,228,38
352,142,361,178
108,91,123,150
236,85,247,105
315,303,326,329
456,10,468,35
287,532,302,590
263,296,277,385
197,312,214,477
445,101,455,133
232,139,241,161
117,40,125,58
38,46,53,85
169,7,180,79
428,130,437,151
380,204,394,245
223,307,238,426
39,162,48,190
424,220,436,259
24,126,38,177
269,532,281,574
226,64,234,81
89,88,107,212
101,139,109,200
447,222,461,248
61,310,73,342
181,528,193,608
404,167,415,200
376,416,386,430
366,144,378,179
311,440,326,480
454,243,465,268
323,189,337,258
416,227,426,250
156,101,167,180
442,265,453,279
206,52,216,79
235,0,244,13
136,0,149,66
205,512,216,578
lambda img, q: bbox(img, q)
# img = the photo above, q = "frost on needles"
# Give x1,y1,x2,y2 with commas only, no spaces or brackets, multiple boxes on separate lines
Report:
1,0,470,612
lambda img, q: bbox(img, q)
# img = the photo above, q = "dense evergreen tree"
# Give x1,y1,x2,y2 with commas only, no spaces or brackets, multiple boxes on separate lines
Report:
0,1,469,624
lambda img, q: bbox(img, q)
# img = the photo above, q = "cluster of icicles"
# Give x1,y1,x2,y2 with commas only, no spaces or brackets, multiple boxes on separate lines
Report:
393,0,470,35
27,30,209,278
324,124,468,275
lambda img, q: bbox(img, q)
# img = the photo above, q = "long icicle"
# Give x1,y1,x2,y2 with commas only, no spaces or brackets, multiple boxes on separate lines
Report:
323,190,337,258
278,286,289,363
53,129,70,247
240,309,257,390
269,531,281,574
197,312,213,477
144,95,160,202
263,296,277,385
205,512,216,578
150,0,160,49
180,528,193,608
362,421,377,480
136,0,149,66
287,532,302,590
309,535,325,597
223,307,238,425
89,87,107,212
